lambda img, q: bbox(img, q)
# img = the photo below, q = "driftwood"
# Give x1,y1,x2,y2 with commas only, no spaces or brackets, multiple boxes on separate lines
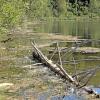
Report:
32,42,79,86
49,47,100,54
31,41,100,89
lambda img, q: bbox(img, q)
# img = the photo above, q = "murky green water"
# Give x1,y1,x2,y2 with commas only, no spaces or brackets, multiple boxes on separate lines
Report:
0,19,100,92
32,19,100,40
31,19,100,86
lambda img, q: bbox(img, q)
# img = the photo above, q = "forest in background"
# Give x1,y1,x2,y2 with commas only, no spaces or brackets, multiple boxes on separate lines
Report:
0,0,100,37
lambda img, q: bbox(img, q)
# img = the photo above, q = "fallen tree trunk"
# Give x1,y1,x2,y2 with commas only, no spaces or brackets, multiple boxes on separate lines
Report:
31,41,100,88
32,42,79,86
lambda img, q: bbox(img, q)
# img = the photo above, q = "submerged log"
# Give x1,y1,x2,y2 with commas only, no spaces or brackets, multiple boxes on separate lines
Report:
31,41,100,90
49,47,100,54
32,42,79,86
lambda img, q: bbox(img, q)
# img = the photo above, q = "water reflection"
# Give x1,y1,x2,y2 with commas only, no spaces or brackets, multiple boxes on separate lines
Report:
33,19,100,40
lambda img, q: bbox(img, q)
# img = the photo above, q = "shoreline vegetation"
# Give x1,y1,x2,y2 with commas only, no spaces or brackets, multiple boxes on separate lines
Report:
0,0,100,37
29,17,100,23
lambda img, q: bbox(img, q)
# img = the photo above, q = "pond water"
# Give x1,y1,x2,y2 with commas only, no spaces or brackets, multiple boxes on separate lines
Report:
32,19,100,40
32,19,100,86
0,19,100,99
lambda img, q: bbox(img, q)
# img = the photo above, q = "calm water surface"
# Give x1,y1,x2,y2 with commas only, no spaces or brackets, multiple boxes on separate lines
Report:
33,19,100,40
32,19,100,85
0,19,100,86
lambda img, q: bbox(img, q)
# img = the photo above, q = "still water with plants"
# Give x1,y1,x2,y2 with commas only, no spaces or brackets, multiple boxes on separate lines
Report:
0,19,100,99
33,19,100,40
32,19,100,85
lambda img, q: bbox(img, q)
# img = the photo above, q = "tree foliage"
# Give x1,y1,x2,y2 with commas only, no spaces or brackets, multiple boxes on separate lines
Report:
0,0,24,34
23,0,100,18
0,0,100,35
24,0,52,18
51,0,67,17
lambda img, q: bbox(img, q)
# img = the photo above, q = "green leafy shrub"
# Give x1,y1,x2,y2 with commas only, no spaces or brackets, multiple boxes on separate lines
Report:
0,0,24,35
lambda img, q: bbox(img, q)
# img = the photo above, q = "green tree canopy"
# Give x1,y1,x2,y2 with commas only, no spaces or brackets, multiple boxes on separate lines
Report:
0,0,24,34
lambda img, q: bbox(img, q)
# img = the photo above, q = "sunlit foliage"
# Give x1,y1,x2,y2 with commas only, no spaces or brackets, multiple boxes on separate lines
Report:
0,0,24,34
0,0,100,36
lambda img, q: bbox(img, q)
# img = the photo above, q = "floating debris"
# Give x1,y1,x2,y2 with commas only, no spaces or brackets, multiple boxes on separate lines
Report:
31,41,100,99
75,47,100,54
32,41,100,88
